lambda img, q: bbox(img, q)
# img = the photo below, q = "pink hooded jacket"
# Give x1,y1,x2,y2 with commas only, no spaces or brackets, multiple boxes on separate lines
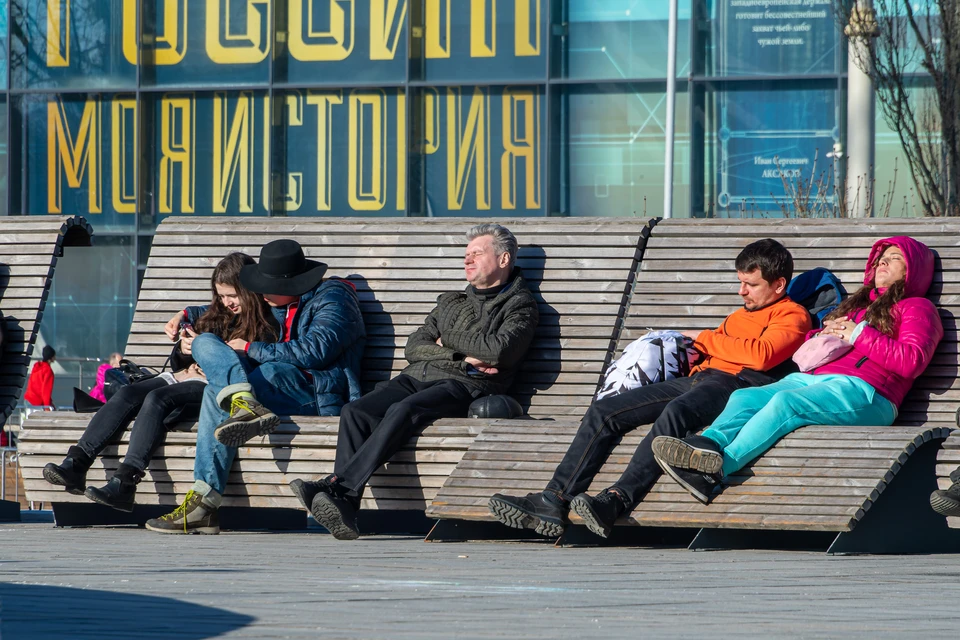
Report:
812,236,942,407
89,362,112,402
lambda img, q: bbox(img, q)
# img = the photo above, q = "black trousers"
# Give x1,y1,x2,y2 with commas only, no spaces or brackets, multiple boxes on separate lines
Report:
76,378,206,471
544,369,749,507
334,374,477,497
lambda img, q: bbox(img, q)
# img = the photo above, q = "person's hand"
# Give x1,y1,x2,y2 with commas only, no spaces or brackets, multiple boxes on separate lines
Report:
174,363,206,382
227,338,249,353
679,330,702,341
436,337,444,346
180,327,197,355
821,318,855,342
165,313,184,341
465,356,499,375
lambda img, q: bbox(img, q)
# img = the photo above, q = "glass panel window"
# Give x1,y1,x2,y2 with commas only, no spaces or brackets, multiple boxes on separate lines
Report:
418,85,545,217
275,0,406,85
140,91,270,231
273,88,406,217
0,0,8,88
704,84,840,217
41,236,137,408
19,93,137,231
11,0,135,89
558,84,689,217
417,0,547,82
706,0,840,76
556,0,691,80
140,0,270,87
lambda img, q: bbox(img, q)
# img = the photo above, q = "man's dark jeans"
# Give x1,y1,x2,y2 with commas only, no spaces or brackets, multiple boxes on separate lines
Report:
544,369,750,508
335,374,476,498
76,378,205,471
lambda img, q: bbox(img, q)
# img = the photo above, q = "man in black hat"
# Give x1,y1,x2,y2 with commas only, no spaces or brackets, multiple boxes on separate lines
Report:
289,224,539,540
146,239,366,534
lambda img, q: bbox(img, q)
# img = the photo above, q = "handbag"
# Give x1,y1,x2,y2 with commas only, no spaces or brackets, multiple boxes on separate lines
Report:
791,334,853,373
103,359,164,400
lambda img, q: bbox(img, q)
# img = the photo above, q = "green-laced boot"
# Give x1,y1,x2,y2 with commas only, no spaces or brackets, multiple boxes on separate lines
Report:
213,392,280,447
144,490,220,534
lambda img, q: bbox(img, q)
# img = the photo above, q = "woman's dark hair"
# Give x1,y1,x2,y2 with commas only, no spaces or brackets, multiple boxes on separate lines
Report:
735,239,794,284
825,279,906,337
194,253,278,343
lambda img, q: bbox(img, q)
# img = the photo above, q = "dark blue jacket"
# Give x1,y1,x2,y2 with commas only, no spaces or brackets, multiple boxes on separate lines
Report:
786,267,847,329
246,279,365,416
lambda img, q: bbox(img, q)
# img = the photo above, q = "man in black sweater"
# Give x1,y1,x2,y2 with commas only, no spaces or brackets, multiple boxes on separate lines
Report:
290,224,539,539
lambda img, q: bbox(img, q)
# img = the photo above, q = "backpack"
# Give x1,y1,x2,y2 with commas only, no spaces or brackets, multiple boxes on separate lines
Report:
786,267,847,329
596,330,701,401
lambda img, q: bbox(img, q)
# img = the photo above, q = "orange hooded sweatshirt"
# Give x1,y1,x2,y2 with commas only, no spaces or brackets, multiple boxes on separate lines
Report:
690,296,811,376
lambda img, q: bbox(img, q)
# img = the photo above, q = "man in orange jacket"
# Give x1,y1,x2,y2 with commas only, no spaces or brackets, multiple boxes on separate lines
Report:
25,345,56,407
489,239,811,539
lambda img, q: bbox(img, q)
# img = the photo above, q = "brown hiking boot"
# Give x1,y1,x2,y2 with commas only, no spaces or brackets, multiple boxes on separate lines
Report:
145,491,220,534
213,395,280,447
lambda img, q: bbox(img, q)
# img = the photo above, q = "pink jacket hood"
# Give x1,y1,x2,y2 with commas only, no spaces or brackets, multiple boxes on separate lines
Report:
812,235,942,408
862,235,935,298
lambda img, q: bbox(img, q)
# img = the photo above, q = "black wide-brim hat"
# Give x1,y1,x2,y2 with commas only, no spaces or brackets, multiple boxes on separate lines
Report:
240,239,328,296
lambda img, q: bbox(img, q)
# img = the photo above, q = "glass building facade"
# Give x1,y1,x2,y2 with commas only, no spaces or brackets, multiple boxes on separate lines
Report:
0,0,920,400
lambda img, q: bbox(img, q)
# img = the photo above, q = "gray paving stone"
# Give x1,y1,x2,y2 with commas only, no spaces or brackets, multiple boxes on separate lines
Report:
1,522,959,638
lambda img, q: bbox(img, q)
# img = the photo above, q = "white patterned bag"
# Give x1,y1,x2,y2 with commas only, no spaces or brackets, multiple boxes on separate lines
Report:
595,330,701,401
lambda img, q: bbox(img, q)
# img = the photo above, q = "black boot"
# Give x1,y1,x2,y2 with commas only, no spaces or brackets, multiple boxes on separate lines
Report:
42,445,94,495
84,463,144,512
570,488,629,539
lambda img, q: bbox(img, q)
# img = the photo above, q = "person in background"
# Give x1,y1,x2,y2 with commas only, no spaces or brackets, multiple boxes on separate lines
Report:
89,352,123,402
25,345,56,408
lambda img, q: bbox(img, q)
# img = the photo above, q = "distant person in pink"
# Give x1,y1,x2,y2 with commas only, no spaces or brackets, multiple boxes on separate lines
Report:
89,352,123,402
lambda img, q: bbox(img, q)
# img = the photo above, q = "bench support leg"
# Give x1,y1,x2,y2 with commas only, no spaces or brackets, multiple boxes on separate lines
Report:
827,440,960,555
0,499,20,522
689,528,836,552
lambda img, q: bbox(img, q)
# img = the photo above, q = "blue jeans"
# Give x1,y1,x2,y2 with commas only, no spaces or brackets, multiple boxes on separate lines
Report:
191,333,319,496
701,373,898,476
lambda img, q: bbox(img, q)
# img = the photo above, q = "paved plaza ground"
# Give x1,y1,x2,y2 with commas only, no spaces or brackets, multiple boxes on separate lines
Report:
1,516,959,639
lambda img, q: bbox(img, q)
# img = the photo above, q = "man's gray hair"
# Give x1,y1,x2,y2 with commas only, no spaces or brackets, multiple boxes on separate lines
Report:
467,224,518,267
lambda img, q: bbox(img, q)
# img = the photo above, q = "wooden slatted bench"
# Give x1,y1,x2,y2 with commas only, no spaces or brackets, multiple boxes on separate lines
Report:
18,217,651,529
0,215,93,521
427,218,960,553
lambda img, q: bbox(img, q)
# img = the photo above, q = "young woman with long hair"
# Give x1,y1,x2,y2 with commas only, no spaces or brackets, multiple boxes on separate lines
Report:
651,236,943,504
42,252,279,511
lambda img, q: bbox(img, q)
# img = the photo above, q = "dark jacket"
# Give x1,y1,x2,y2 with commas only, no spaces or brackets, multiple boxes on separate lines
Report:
402,270,539,396
245,279,366,416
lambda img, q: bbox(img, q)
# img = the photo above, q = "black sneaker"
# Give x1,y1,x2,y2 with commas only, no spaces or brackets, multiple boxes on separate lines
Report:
950,466,960,485
84,463,143,512
311,490,360,541
42,446,94,495
570,488,628,538
655,458,722,505
487,491,568,537
651,435,724,474
144,491,220,534
213,395,280,447
289,477,330,512
930,482,960,518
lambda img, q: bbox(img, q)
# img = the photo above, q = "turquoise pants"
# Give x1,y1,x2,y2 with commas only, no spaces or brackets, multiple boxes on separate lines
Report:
701,373,897,476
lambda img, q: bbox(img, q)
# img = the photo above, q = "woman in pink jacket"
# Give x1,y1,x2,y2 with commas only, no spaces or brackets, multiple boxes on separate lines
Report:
89,352,123,402
651,236,943,504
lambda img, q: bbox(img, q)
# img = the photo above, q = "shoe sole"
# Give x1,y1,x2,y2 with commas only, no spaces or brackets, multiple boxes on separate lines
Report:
655,457,712,505
487,496,565,538
311,493,360,540
652,436,723,474
42,466,85,495
214,413,281,448
289,479,314,512
144,521,220,535
84,487,134,513
930,490,960,517
569,495,611,539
